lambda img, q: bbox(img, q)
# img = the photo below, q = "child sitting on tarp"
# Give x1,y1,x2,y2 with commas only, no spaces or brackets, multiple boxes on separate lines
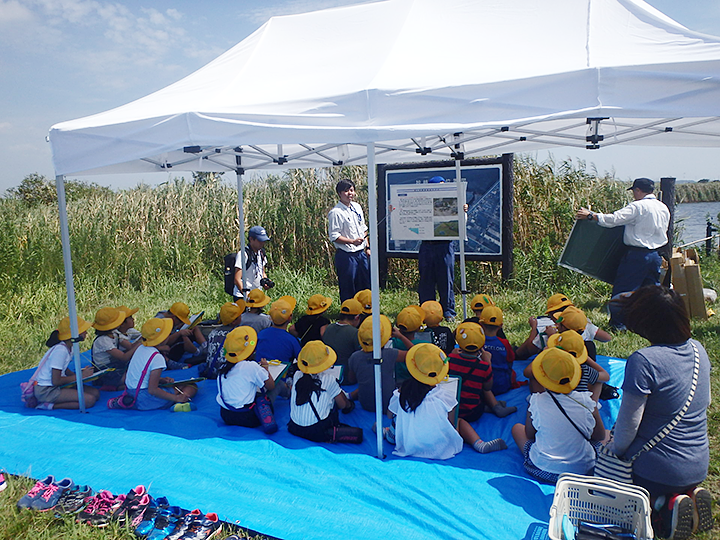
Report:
216,326,277,434
392,305,430,385
28,316,100,410
120,318,198,411
554,305,612,361
512,348,606,484
388,343,507,460
91,307,142,390
290,294,332,347
479,306,525,396
115,305,142,347
353,289,372,325
421,301,455,355
348,314,407,414
448,322,516,420
255,297,301,364
157,302,207,366
242,288,273,335
322,298,363,385
288,341,361,444
200,300,245,379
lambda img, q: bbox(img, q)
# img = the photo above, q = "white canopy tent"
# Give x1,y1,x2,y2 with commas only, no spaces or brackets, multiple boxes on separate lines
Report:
49,0,720,458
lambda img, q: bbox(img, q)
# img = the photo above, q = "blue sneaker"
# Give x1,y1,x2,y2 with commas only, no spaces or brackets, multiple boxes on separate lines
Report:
54,485,93,516
31,477,74,511
17,475,54,509
134,496,169,536
163,508,203,540
146,506,188,540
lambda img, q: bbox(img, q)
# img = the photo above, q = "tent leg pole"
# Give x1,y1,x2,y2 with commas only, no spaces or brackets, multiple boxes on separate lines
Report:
367,143,384,459
55,174,85,413
456,160,467,320
236,166,248,298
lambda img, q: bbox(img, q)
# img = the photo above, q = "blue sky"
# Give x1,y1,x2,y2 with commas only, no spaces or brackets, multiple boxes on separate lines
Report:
1,0,720,192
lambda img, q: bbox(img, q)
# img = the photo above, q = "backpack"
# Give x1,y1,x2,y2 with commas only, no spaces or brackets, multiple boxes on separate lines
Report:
224,253,237,296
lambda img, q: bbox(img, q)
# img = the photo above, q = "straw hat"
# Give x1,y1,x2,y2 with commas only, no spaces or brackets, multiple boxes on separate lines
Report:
421,301,443,326
219,301,245,326
546,293,573,314
269,299,293,325
469,294,495,312
479,305,504,326
141,318,174,347
246,289,271,308
531,347,581,394
92,307,126,331
297,340,337,374
169,302,192,325
455,322,485,353
547,330,588,364
223,326,257,363
406,343,449,386
357,315,392,352
354,289,372,314
116,305,139,318
396,305,424,333
306,294,332,315
556,306,587,332
57,316,93,341
340,298,363,316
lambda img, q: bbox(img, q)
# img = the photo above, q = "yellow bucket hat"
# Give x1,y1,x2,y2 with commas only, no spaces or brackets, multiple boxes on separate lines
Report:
306,294,332,315
470,294,495,312
246,289,271,309
547,330,588,365
116,305,139,319
546,293,573,314
57,316,93,341
298,340,337,374
531,347,581,394
219,301,245,326
269,299,293,325
480,305,504,326
406,343,449,386
357,315,392,352
169,302,192,325
354,289,372,315
556,306,587,332
397,305,424,333
92,307,126,331
141,318,174,347
223,326,257,363
455,322,485,353
421,301,443,326
340,298,363,316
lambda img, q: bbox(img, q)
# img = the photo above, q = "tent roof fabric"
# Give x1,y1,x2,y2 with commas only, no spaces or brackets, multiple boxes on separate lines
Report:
49,0,720,176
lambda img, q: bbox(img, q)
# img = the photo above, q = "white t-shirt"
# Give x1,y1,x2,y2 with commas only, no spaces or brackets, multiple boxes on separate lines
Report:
35,344,72,387
528,390,597,475
233,247,267,297
328,201,368,252
389,386,463,460
92,333,119,369
290,370,341,426
532,319,599,349
216,361,269,409
126,346,167,390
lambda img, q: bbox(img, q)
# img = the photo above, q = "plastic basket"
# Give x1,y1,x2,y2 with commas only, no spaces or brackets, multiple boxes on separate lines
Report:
548,473,653,540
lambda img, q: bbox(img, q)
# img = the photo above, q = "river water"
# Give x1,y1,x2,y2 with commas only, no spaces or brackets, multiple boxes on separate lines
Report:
675,201,720,247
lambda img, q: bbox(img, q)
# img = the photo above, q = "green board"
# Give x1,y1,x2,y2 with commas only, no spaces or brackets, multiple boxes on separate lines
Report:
559,220,626,284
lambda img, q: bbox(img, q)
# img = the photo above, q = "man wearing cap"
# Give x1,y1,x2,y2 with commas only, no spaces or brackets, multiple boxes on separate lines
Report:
234,225,272,300
576,178,670,328
328,179,371,301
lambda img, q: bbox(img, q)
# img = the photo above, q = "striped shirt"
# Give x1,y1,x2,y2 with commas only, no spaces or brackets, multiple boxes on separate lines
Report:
448,350,492,419
290,370,341,427
577,363,599,392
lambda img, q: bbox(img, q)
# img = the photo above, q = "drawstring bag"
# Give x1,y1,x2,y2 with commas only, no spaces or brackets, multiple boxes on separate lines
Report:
107,352,158,410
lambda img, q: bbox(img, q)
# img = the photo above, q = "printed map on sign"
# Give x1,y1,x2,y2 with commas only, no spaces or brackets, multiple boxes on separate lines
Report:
389,183,466,241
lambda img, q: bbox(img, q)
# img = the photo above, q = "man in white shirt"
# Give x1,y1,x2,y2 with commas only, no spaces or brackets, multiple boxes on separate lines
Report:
328,179,371,301
576,177,670,327
233,225,271,300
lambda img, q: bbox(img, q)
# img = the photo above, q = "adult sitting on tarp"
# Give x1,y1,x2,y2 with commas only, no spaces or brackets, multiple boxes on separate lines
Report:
328,179,370,302
233,225,273,301
608,286,711,539
575,177,669,329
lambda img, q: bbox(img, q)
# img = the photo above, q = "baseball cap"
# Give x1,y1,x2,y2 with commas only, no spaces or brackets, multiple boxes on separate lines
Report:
248,226,270,242
628,178,654,192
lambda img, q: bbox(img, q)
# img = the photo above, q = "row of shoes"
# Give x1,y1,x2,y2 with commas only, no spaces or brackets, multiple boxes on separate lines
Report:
14,475,248,540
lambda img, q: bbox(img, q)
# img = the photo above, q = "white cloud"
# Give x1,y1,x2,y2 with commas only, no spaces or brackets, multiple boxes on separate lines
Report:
0,0,34,23
0,122,11,131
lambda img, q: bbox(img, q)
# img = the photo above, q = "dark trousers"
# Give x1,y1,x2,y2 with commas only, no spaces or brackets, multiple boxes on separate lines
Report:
609,247,662,325
418,241,456,318
334,249,370,302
